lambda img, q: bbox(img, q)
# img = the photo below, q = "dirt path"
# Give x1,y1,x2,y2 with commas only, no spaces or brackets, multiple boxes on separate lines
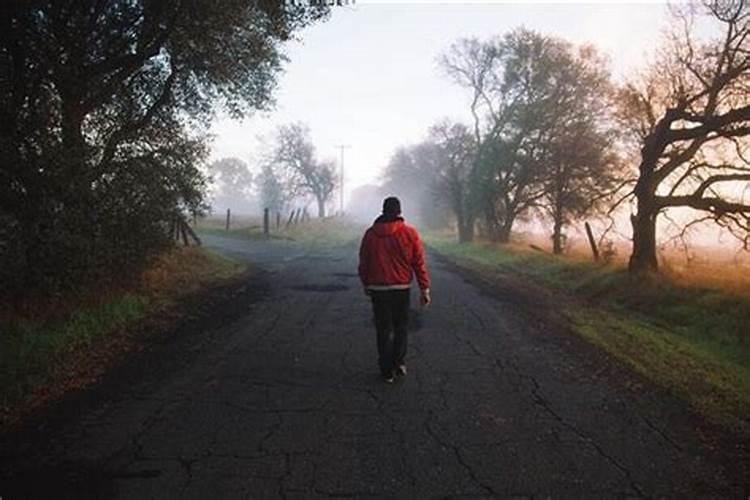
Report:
1,235,746,498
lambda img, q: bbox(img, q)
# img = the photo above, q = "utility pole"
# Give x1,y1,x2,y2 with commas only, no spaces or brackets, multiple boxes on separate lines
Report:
335,144,351,215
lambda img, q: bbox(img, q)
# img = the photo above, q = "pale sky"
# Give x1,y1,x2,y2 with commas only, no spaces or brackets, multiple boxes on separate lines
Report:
210,1,675,207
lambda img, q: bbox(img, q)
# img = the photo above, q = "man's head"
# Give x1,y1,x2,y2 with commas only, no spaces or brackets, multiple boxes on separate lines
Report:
382,196,401,217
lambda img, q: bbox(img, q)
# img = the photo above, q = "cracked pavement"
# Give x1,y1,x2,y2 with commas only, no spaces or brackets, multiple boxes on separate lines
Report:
1,234,747,498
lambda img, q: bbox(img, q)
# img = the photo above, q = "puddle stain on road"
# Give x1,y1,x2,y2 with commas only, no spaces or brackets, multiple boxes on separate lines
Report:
332,272,359,278
289,283,350,292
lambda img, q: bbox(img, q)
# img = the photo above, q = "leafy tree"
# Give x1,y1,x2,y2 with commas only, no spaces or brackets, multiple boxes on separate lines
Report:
257,164,288,215
272,123,336,218
439,37,498,241
534,44,620,254
441,30,557,242
428,121,477,242
442,29,621,246
381,142,449,228
618,0,750,275
542,123,620,254
0,1,327,296
209,157,255,212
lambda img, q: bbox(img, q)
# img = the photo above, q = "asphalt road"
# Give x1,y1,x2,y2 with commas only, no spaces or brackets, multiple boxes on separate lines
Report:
1,234,747,498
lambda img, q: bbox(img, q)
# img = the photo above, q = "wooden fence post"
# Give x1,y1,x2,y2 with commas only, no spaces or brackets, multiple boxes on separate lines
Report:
180,220,189,246
183,220,202,246
263,208,270,237
286,210,295,228
225,208,231,231
585,222,600,262
276,212,281,230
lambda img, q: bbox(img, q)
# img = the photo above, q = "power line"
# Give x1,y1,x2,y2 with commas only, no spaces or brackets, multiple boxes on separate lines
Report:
334,144,351,215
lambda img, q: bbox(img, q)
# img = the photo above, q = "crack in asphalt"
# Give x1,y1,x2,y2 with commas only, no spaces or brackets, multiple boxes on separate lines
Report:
423,412,497,497
522,372,647,499
638,413,684,453
457,297,649,497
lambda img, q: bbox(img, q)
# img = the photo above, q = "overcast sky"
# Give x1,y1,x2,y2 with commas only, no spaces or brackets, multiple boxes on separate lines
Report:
209,1,675,207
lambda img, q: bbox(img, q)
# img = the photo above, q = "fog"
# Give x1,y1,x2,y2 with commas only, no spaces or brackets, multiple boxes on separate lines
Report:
207,1,748,254
209,2,669,206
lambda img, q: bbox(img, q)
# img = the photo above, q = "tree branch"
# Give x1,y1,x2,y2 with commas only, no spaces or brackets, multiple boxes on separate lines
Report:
667,104,750,142
658,193,750,214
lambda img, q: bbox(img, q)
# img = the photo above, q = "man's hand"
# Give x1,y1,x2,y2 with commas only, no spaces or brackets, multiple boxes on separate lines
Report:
420,288,432,307
363,288,372,297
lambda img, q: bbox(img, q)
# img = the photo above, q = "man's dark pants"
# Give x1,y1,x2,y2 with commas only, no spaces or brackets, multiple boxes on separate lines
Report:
370,289,410,377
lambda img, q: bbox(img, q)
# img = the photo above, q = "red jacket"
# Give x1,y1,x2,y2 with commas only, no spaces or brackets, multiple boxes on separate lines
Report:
358,217,430,291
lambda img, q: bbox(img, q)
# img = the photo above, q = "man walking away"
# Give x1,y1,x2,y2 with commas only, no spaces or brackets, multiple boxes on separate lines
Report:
358,197,431,383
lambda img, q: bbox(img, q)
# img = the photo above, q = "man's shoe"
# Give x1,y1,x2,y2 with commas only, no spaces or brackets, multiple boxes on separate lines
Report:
396,364,407,376
383,374,395,384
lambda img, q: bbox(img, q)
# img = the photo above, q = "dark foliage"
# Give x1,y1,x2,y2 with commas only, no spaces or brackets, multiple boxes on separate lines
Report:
0,0,328,298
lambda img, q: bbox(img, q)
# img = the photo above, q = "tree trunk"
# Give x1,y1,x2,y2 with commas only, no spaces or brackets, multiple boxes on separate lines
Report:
317,197,326,218
629,177,659,274
550,187,566,255
457,218,474,243
496,222,512,243
552,217,564,255
455,201,474,243
628,204,659,274
482,203,503,242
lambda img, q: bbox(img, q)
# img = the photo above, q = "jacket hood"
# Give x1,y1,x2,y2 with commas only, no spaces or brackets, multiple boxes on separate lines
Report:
372,215,405,237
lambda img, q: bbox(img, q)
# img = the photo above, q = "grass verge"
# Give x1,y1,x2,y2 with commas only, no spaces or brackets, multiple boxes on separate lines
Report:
0,247,245,427
282,217,364,249
426,232,750,432
196,216,365,249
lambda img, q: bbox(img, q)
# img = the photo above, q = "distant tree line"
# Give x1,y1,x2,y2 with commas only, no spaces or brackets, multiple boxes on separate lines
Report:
0,1,329,298
385,0,749,275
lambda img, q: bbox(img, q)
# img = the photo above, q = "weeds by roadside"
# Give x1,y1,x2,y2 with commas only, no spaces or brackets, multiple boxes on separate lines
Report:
195,215,364,249
0,247,245,427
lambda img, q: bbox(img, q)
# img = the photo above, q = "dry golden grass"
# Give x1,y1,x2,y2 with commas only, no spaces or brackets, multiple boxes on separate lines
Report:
140,246,246,302
195,213,263,231
509,231,750,296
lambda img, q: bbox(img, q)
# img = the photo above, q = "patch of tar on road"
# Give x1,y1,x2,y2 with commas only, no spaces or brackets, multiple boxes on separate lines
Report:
409,309,423,331
285,254,344,263
332,272,358,278
289,283,350,292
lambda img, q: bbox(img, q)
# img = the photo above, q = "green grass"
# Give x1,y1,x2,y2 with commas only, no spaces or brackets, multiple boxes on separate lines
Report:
283,218,364,249
195,225,289,241
0,294,150,407
0,247,246,421
426,232,750,431
196,215,364,249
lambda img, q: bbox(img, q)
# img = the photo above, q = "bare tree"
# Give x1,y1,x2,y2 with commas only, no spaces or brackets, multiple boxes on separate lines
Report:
273,123,336,218
618,0,750,274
